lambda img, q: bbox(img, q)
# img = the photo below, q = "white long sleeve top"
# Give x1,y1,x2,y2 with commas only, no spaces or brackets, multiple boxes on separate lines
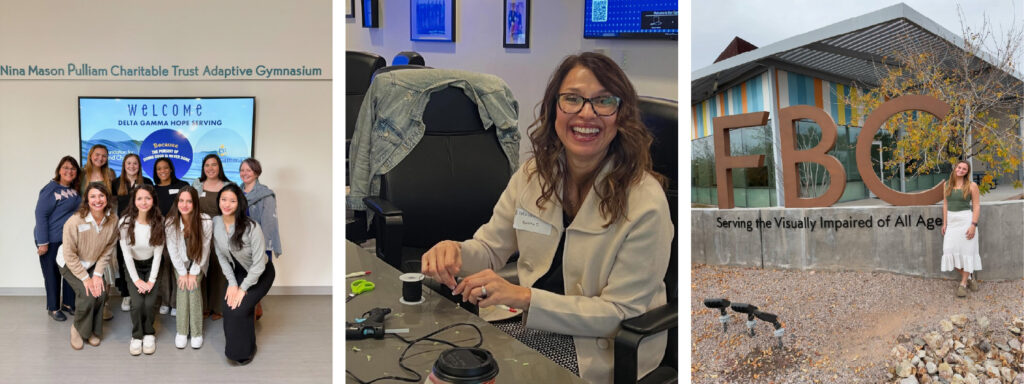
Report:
165,214,213,276
118,216,164,283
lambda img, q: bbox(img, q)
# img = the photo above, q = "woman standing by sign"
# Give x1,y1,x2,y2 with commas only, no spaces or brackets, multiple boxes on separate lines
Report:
35,156,82,321
239,158,281,320
941,161,982,297
153,157,188,315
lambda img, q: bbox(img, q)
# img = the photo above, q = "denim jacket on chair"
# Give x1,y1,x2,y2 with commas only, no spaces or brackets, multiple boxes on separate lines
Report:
347,69,521,211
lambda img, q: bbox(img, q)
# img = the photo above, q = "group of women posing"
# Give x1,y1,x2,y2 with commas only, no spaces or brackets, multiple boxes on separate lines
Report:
33,145,281,364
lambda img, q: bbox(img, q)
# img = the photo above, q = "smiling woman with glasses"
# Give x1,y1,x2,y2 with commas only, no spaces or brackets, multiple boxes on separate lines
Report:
35,156,83,322
418,52,673,384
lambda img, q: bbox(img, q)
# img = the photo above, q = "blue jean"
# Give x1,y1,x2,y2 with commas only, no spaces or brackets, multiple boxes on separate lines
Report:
38,243,75,311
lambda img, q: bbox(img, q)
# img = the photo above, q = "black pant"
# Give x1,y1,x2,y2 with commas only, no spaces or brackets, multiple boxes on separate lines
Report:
223,258,275,362
38,243,75,312
203,247,226,316
114,246,131,297
127,258,159,339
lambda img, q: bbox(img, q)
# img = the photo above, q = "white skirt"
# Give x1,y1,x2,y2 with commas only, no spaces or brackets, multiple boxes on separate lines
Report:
941,210,982,273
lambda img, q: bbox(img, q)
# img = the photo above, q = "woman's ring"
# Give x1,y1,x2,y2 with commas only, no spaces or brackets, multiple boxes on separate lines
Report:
481,286,488,297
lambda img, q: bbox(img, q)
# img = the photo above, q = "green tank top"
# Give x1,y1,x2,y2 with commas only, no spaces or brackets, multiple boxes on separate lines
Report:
947,188,972,212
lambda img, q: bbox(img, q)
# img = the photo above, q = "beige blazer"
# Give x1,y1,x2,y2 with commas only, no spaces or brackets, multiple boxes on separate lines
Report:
460,159,674,384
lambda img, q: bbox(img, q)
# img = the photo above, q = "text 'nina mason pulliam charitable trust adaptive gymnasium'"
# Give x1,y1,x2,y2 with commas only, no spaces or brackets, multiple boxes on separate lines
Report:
0,63,323,79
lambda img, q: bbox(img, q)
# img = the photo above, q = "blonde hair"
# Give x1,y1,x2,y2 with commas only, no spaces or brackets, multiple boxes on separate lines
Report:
944,161,971,200
83,145,114,194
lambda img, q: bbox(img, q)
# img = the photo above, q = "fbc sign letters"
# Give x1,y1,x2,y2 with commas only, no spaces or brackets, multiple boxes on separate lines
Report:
713,95,951,209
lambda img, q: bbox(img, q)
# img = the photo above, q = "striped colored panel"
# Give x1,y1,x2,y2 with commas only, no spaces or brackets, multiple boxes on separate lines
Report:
690,72,774,140
784,70,817,107
730,85,742,115
692,104,699,139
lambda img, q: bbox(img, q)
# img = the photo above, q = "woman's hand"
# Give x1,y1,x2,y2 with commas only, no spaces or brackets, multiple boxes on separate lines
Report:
37,245,48,256
88,276,105,298
966,224,976,240
422,240,462,289
134,279,148,294
177,274,188,291
227,289,247,310
453,269,531,310
225,285,239,307
186,274,198,291
941,223,946,235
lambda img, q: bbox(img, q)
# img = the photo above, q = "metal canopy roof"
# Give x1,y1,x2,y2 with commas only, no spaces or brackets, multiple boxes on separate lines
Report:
692,3,1024,103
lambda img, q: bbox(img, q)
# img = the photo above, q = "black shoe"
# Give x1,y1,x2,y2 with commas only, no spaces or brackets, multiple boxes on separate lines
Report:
232,346,257,366
49,310,67,322
61,305,75,316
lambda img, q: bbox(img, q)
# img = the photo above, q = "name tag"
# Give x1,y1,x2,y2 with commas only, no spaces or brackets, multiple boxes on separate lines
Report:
200,191,206,198
169,189,179,195
513,208,551,235
77,223,92,233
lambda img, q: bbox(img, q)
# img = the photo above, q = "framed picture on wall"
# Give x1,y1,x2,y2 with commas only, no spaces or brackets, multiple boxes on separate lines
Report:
346,0,355,18
410,0,455,42
503,0,529,48
362,0,379,28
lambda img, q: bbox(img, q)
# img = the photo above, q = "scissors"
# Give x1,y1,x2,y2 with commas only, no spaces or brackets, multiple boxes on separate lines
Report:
347,279,375,302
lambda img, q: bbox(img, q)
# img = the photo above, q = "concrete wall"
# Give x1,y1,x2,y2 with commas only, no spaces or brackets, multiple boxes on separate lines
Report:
692,201,1024,280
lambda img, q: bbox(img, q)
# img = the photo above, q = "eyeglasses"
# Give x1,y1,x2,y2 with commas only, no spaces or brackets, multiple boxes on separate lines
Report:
557,93,621,116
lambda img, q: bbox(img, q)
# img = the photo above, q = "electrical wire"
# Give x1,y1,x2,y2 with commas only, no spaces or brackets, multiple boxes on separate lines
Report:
346,322,484,384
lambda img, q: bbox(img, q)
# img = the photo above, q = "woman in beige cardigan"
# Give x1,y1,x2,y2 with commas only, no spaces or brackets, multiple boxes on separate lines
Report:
58,182,119,350
421,52,674,384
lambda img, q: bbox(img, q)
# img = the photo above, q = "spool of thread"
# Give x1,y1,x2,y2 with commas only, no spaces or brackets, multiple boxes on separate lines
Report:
399,273,425,305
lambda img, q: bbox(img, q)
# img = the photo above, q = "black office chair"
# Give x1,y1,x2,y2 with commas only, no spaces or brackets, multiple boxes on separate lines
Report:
371,64,432,80
346,50,386,244
614,97,679,384
392,51,425,66
362,76,515,274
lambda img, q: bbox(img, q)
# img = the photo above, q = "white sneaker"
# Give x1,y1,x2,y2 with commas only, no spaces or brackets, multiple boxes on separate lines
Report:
129,339,142,356
121,297,131,312
142,335,156,355
159,306,169,315
170,308,177,317
190,335,203,349
175,333,187,349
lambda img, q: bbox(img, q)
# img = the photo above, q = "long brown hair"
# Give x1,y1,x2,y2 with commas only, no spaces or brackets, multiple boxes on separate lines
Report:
77,182,113,218
945,161,972,200
52,156,82,191
82,144,114,193
219,184,254,250
117,153,144,196
119,184,166,247
166,186,206,263
527,52,660,227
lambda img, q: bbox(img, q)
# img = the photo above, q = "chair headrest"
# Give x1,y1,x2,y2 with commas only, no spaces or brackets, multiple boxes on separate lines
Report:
346,51,386,93
393,51,426,66
639,96,678,187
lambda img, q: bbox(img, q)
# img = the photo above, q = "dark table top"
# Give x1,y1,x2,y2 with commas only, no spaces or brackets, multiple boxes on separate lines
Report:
345,241,585,383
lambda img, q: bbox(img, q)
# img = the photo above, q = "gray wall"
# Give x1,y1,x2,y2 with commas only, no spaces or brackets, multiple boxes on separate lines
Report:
692,201,1024,280
345,0,678,165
